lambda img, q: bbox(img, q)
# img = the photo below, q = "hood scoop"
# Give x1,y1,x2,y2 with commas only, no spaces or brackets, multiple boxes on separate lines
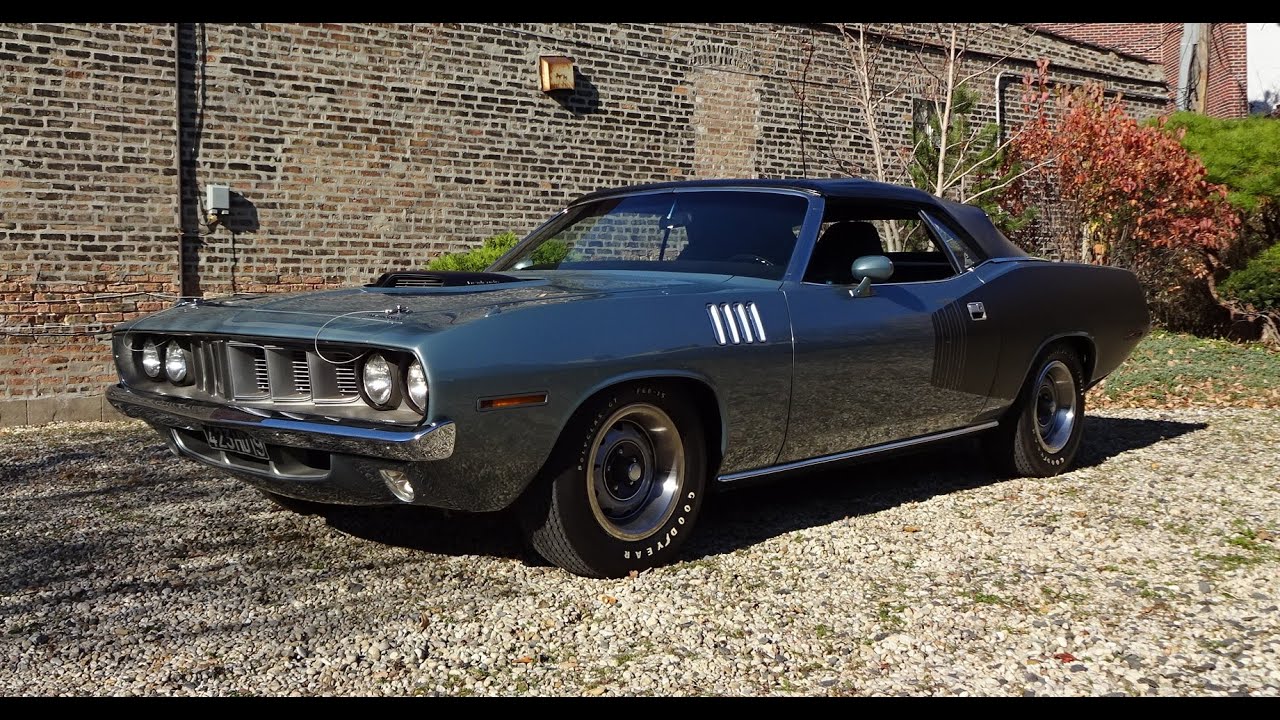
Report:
369,270,522,289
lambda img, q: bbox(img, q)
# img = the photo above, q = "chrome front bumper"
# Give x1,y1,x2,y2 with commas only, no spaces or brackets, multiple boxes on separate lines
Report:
106,384,455,462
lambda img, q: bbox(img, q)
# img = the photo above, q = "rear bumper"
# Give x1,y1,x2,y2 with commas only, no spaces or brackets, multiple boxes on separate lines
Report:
106,384,454,461
106,383,464,507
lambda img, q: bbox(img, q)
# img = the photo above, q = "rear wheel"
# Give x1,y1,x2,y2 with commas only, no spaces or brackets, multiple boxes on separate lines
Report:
984,344,1086,477
519,383,707,578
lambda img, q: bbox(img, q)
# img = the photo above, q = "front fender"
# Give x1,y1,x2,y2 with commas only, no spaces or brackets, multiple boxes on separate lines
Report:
417,287,795,508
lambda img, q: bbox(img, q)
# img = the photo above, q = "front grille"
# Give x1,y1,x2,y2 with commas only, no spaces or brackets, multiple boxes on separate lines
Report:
331,356,360,398
187,339,365,405
253,352,270,395
291,351,311,395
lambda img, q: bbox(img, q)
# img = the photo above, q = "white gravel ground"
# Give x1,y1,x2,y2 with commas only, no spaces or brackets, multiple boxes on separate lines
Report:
1,408,1278,696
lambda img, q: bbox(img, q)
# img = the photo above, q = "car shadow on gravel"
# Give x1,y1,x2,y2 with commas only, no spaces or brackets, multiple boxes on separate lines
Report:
684,415,1207,561
286,415,1206,565
1074,415,1207,469
313,505,528,562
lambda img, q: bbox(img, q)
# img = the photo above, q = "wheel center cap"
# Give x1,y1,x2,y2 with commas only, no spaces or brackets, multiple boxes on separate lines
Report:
627,462,643,483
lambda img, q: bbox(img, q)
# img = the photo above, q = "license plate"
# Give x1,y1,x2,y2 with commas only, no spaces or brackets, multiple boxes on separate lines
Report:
205,427,269,460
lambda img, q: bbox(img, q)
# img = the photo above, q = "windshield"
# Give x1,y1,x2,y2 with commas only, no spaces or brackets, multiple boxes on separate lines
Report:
495,190,811,280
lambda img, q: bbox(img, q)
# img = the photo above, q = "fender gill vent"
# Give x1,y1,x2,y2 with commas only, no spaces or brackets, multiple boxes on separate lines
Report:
930,301,967,391
707,302,766,345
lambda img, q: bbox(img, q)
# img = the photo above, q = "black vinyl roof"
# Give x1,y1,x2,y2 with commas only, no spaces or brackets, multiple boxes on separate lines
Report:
573,177,936,205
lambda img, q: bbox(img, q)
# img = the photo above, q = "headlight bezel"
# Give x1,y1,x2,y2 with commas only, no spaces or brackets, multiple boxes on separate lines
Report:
359,352,401,410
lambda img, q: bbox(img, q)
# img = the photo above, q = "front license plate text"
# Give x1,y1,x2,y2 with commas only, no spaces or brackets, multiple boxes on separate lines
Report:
205,428,269,460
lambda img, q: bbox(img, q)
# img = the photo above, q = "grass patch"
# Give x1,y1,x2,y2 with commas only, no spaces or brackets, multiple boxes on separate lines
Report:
1088,330,1280,409
875,601,907,628
1198,521,1280,573
970,591,1007,606
1041,586,1089,605
1204,553,1262,572
1196,525,1277,575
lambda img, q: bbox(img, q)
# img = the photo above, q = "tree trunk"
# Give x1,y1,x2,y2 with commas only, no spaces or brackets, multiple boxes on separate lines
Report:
1204,256,1280,348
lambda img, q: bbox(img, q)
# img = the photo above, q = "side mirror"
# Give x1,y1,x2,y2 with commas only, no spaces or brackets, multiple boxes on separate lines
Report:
850,255,893,298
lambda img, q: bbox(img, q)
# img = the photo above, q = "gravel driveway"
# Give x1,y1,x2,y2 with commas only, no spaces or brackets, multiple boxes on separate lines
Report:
2,408,1277,696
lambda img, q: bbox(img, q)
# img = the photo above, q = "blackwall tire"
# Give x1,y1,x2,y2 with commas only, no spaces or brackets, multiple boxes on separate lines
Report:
984,344,1086,478
519,383,707,578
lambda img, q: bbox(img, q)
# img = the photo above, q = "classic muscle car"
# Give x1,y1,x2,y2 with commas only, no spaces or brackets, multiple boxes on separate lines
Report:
108,179,1149,577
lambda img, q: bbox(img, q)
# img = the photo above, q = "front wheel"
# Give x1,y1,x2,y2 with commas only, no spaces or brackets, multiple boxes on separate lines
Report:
984,344,1086,477
519,384,707,578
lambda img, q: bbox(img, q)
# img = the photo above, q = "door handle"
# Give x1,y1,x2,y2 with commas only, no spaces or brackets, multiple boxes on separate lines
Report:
967,302,987,321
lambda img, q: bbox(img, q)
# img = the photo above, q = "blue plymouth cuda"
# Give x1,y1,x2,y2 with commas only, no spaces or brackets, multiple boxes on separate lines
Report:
108,179,1149,577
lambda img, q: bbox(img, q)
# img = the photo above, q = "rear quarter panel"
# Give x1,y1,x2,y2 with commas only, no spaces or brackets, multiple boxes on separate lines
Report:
976,260,1149,409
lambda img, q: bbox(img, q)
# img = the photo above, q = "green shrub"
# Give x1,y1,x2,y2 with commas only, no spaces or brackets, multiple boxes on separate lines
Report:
1221,244,1280,311
426,232,571,272
1161,112,1280,213
427,232,521,272
1161,112,1280,332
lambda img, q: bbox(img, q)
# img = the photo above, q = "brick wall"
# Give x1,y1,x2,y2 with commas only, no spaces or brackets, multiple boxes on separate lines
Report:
0,24,178,424
1034,22,1248,117
1205,23,1248,118
1032,23,1168,64
0,22,1169,424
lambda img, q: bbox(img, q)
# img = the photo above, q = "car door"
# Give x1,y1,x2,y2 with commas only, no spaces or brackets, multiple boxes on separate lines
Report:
778,209,999,464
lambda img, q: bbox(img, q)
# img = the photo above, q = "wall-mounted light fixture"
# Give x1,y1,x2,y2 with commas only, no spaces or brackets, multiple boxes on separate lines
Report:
538,56,575,92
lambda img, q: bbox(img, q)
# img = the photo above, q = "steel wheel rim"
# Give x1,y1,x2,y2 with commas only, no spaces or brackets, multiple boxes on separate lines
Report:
586,403,684,541
1033,360,1077,454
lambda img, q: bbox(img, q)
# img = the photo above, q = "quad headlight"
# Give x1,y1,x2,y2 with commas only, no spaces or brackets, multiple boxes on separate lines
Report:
358,353,427,414
140,339,162,379
361,353,397,409
164,340,189,383
406,360,428,412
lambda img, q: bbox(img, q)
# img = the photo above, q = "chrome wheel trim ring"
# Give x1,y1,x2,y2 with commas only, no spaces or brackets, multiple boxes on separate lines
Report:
586,403,684,541
1033,360,1077,455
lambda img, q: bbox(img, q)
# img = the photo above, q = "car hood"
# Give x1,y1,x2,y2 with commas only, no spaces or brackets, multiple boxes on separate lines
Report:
121,271,740,343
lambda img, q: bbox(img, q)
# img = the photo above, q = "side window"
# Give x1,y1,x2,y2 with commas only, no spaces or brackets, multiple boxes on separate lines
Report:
805,205,968,285
922,213,979,270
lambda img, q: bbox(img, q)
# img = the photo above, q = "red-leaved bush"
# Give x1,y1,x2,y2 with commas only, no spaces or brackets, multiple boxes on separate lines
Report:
1002,60,1241,330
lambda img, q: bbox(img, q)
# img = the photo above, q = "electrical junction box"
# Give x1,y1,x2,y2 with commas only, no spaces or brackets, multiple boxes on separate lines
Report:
539,56,575,92
206,185,230,214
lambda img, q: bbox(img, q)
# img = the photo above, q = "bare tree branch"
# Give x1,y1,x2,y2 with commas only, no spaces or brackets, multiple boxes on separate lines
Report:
837,22,893,183
962,154,1059,203
942,124,1028,193
932,24,960,196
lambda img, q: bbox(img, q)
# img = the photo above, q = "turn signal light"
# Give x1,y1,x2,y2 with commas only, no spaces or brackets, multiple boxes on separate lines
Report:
478,393,548,411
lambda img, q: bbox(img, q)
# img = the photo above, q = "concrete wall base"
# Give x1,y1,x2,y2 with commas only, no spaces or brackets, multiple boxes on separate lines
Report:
0,394,128,427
